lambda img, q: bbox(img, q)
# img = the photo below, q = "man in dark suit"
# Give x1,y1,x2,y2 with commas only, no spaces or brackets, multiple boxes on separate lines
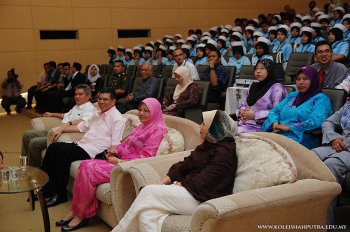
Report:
34,61,61,113
47,62,87,112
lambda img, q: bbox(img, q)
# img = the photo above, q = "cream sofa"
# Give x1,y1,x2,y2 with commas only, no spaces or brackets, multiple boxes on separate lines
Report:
30,112,203,227
110,132,341,232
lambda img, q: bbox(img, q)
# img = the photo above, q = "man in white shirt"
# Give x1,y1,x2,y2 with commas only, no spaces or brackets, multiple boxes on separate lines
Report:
21,84,96,167
42,89,126,207
172,48,200,80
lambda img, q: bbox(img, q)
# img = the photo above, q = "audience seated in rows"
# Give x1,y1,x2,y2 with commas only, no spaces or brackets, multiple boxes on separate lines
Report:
56,98,166,231
237,59,288,133
47,62,87,113
86,64,103,102
116,63,157,114
172,48,199,80
34,61,61,113
26,62,50,109
21,85,96,167
162,66,199,117
262,66,332,149
201,49,229,103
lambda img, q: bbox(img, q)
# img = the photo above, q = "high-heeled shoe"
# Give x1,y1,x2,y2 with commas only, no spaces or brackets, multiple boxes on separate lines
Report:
61,218,89,231
55,219,72,227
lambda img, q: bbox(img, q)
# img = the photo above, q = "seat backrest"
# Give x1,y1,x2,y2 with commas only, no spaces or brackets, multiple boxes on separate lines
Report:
106,64,114,77
322,88,347,113
154,78,165,100
152,65,162,77
193,80,210,108
196,65,209,79
160,65,173,79
223,66,236,87
99,64,109,75
239,65,255,80
131,77,143,93
126,65,136,93
284,53,314,82
271,52,284,64
163,78,177,95
283,85,296,93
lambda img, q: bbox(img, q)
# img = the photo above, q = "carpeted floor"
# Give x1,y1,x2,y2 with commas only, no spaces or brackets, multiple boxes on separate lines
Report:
0,113,111,232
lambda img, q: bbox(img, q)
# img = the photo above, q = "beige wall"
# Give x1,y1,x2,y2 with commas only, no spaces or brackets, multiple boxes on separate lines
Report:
0,0,328,91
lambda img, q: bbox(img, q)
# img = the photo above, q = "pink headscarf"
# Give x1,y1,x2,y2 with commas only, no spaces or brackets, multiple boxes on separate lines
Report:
139,98,167,131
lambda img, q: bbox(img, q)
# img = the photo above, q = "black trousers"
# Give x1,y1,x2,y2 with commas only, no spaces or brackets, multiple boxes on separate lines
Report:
41,142,90,198
27,85,37,107
1,95,26,112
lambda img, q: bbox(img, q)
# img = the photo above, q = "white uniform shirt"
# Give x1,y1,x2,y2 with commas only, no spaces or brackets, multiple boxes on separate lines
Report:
61,101,96,123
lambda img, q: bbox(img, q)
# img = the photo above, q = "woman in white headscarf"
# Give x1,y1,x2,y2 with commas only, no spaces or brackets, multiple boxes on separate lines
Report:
162,66,199,117
87,64,103,101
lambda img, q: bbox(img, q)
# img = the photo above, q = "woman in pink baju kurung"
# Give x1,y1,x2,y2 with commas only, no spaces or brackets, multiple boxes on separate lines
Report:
57,97,167,231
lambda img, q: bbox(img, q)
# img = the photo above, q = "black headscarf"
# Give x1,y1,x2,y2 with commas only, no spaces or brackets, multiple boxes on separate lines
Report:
246,59,277,106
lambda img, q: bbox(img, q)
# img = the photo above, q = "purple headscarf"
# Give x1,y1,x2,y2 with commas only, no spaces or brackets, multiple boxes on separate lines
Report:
292,66,322,107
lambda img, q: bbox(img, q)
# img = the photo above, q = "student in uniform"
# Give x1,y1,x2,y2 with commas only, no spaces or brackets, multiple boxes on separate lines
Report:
217,35,228,57
194,44,208,66
227,32,247,56
186,36,197,57
247,31,263,55
251,37,273,65
244,26,255,48
342,14,350,42
272,26,292,69
311,22,326,43
288,22,302,51
330,7,345,27
328,24,349,61
227,41,251,77
107,47,117,65
152,45,168,66
115,45,126,64
124,49,135,69
133,46,145,66
181,44,194,64
319,15,330,35
268,26,279,47
143,46,153,64
295,27,315,54
165,46,176,66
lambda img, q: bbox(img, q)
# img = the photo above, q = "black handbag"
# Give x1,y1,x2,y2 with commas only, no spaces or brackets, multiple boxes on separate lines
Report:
94,150,108,160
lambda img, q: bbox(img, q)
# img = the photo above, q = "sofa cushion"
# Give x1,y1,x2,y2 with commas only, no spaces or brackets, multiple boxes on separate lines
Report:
156,128,185,156
233,133,297,193
122,114,141,141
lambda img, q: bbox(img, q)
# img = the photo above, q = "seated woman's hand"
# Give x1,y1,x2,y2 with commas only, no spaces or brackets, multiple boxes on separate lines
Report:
331,137,348,152
241,109,254,122
107,156,123,164
272,122,281,133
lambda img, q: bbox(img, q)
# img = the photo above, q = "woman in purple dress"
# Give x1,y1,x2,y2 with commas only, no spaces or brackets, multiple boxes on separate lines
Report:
237,59,288,133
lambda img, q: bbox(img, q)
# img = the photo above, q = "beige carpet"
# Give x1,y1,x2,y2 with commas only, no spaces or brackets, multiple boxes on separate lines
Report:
0,113,111,232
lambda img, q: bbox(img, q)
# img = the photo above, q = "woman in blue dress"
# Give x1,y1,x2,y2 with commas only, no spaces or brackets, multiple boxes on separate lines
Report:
246,31,263,55
295,27,315,54
262,66,332,149
328,24,349,61
244,26,255,48
268,26,278,47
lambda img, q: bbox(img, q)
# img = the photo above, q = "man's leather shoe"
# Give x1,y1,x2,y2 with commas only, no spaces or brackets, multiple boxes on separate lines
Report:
56,219,71,227
46,194,67,208
61,219,89,231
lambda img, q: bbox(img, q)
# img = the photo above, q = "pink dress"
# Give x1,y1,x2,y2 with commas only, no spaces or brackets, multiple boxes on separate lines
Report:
71,98,167,218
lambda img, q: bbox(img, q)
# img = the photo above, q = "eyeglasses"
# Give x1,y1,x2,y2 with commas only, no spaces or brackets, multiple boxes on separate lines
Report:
316,49,332,55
